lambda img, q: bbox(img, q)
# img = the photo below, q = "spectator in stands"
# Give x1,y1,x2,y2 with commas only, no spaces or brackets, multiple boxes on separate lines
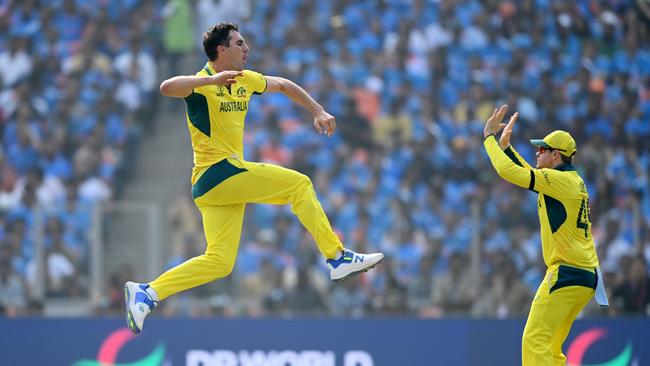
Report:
0,245,27,317
374,258,408,314
285,267,328,315
598,209,635,273
0,36,32,88
338,98,375,151
407,254,436,317
612,256,650,315
373,98,412,148
330,278,369,318
162,0,194,76
431,252,478,316
105,263,135,314
471,256,530,318
44,230,76,298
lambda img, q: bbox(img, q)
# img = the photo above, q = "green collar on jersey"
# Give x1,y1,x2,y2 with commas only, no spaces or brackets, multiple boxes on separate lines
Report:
203,64,213,75
554,163,576,172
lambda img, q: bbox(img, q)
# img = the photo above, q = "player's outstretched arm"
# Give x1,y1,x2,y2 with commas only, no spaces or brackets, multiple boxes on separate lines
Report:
160,71,244,98
483,104,508,138
497,111,534,169
265,76,336,136
499,111,518,150
483,105,532,189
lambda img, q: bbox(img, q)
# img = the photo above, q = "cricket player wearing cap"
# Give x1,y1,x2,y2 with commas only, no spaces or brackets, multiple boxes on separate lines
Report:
482,105,608,365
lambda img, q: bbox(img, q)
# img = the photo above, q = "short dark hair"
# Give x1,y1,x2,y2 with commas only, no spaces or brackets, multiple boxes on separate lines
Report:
560,154,573,164
202,22,239,61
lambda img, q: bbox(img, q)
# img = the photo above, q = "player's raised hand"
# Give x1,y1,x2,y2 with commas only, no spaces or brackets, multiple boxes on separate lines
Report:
210,71,244,86
484,104,508,138
313,109,336,137
499,112,519,150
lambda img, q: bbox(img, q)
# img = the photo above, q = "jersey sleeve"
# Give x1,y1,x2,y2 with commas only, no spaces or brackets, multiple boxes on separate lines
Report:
184,83,208,102
484,135,534,190
503,145,534,170
188,70,210,95
484,135,576,199
530,168,577,199
243,70,267,94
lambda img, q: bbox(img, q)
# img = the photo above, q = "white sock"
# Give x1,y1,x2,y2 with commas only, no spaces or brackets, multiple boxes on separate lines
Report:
334,249,344,260
146,286,159,302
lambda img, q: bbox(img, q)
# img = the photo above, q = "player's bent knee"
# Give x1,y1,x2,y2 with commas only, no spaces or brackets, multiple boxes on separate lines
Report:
289,174,315,199
207,265,235,281
295,173,312,188
221,260,236,278
522,331,551,354
203,253,237,280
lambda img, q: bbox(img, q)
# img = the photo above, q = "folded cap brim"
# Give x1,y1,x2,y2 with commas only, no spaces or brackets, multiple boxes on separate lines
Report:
530,139,552,148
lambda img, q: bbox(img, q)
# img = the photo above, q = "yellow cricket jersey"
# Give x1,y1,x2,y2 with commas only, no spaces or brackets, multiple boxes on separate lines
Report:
184,63,267,183
483,135,599,269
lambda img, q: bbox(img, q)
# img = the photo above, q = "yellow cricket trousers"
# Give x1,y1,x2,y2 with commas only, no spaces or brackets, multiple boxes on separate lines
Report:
149,158,344,300
522,264,596,366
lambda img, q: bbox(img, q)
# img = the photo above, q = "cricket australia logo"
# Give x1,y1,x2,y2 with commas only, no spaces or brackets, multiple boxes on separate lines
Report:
236,86,247,98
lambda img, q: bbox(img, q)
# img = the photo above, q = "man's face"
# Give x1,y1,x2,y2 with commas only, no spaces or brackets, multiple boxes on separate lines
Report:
535,146,558,169
222,30,249,70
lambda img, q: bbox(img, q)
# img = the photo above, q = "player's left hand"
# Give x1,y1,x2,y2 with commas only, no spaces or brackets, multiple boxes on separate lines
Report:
483,104,508,138
313,109,336,137
499,111,519,150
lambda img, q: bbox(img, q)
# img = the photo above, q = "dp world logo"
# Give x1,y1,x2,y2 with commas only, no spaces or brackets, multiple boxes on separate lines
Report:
72,328,165,366
566,328,636,366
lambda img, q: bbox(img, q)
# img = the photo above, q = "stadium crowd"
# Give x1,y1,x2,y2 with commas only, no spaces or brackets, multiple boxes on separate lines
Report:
2,0,650,318
0,0,161,314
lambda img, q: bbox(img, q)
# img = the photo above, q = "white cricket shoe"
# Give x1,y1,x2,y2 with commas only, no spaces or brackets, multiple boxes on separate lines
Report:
124,282,156,334
327,249,384,281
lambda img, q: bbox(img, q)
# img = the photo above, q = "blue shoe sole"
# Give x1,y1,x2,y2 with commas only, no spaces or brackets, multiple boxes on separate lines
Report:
333,257,384,282
124,285,141,334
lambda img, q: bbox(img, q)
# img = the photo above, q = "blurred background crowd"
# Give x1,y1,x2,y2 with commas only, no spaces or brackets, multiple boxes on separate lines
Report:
0,0,649,319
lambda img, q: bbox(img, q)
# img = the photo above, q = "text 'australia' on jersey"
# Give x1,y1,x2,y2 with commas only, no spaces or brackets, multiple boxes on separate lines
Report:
183,63,267,180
